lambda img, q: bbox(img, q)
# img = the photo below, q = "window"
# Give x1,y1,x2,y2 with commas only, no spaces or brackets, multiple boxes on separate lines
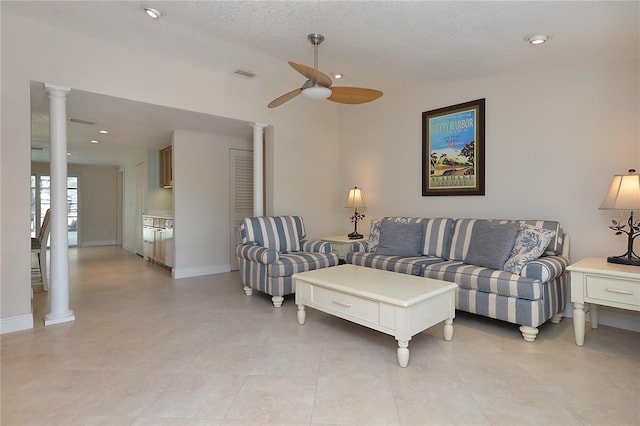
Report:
31,175,79,246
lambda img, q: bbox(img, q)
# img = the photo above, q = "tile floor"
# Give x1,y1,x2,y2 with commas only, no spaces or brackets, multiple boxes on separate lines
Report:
2,246,639,425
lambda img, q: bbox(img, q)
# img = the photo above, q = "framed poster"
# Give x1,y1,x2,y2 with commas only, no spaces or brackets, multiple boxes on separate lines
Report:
422,98,485,196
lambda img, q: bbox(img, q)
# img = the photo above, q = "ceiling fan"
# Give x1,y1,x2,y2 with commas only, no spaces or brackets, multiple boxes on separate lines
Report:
267,34,383,108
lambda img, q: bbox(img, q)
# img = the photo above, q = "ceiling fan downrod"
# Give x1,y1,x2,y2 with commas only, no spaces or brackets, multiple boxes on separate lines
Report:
308,33,324,70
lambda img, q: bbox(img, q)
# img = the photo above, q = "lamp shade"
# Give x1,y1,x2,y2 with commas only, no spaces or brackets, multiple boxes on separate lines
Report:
346,187,366,208
301,86,332,100
599,170,640,210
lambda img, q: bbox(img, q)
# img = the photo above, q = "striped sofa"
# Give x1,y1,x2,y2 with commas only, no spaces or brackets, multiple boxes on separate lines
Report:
236,216,339,307
347,217,570,342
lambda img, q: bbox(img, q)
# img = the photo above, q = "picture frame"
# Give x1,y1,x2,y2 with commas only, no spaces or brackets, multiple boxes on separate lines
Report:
422,98,485,196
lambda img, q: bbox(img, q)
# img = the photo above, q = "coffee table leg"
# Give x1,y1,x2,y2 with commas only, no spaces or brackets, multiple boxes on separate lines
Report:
297,304,306,325
443,318,454,341
397,341,409,368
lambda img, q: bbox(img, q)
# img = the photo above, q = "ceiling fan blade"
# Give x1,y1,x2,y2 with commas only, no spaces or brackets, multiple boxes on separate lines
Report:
288,61,332,87
268,88,302,108
327,87,383,104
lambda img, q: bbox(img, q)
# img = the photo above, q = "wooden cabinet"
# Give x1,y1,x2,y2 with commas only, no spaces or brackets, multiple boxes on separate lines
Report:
159,146,172,188
142,215,174,268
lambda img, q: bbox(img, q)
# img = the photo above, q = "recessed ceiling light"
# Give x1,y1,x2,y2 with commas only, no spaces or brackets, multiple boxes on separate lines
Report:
90,140,99,144
143,7,162,19
98,130,108,134
333,73,343,79
525,33,549,45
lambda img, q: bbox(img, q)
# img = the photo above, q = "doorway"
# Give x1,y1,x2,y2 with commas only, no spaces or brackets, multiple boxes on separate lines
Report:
31,174,79,246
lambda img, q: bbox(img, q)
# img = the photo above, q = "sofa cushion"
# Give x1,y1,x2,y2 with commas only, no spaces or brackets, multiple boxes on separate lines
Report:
376,220,425,256
424,260,544,301
240,216,303,252
448,219,564,261
372,217,453,258
347,252,444,276
503,225,556,274
463,221,519,270
421,217,455,258
447,218,479,261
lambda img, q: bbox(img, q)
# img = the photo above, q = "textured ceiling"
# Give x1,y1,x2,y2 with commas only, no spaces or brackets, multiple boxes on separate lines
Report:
5,1,638,166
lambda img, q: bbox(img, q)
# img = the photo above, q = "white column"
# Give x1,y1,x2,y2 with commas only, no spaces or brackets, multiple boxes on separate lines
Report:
252,123,267,216
44,83,75,326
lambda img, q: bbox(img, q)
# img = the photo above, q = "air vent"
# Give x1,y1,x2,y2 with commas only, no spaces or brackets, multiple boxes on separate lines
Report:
69,118,95,125
234,70,256,79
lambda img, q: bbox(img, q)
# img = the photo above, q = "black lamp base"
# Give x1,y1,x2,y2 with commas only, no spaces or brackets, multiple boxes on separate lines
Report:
348,232,363,240
607,256,640,267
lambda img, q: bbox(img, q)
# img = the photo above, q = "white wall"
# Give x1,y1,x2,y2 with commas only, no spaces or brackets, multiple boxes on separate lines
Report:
1,10,341,330
172,130,250,277
339,60,640,330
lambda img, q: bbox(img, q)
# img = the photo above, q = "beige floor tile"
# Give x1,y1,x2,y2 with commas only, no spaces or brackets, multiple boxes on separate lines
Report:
312,376,400,425
223,375,316,424
141,372,245,420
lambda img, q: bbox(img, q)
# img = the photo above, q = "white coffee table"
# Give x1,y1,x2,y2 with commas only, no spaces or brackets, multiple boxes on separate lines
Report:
293,264,457,367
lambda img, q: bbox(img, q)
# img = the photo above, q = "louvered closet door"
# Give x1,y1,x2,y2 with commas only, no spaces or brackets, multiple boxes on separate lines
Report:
230,149,253,271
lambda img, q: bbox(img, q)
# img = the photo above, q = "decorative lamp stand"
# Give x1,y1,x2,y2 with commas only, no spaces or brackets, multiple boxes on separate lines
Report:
599,169,640,266
346,186,366,240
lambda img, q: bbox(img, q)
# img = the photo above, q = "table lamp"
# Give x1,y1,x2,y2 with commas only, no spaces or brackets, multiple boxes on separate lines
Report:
599,169,640,266
346,186,366,240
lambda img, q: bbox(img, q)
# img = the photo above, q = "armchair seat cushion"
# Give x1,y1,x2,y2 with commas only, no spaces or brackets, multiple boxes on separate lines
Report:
268,252,338,277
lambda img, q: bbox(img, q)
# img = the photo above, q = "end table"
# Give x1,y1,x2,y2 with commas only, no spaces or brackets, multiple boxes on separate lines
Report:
567,257,640,346
321,235,364,263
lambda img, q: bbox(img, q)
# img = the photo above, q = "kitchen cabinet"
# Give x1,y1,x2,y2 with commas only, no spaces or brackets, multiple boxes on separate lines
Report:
142,215,174,268
159,146,172,188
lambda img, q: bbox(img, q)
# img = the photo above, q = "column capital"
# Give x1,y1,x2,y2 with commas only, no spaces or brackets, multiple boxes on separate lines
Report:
45,83,71,96
252,123,268,131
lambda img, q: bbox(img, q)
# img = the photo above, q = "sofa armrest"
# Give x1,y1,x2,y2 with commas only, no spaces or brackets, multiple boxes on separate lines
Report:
301,239,332,253
351,240,370,252
236,244,279,264
520,255,570,283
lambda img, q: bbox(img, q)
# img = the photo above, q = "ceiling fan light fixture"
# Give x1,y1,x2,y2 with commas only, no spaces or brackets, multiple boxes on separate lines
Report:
301,86,332,101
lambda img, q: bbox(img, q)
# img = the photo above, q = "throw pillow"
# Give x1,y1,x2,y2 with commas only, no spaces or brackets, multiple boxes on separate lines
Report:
503,225,557,274
375,219,425,257
368,217,410,253
463,221,519,270
368,219,382,252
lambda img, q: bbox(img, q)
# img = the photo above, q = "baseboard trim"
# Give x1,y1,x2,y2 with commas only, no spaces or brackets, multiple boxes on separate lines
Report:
1,313,34,334
80,240,116,247
172,264,231,279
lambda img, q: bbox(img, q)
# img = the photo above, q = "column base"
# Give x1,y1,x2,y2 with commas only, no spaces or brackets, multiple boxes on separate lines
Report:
44,310,75,326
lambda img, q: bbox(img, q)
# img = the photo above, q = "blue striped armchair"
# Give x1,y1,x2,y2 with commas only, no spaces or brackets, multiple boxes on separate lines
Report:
235,216,339,307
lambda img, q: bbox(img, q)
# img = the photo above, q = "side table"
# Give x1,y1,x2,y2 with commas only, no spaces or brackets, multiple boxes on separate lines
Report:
321,235,364,263
567,257,640,346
